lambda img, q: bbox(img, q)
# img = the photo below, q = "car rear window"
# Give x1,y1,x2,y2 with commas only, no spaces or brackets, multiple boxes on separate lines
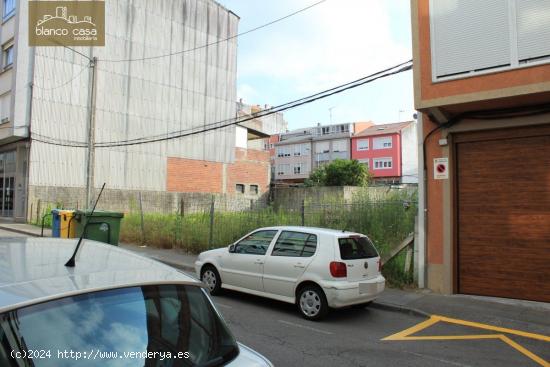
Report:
338,236,379,260
0,285,238,366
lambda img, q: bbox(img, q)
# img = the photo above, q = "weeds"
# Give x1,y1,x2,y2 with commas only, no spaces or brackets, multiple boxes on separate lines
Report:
119,189,418,286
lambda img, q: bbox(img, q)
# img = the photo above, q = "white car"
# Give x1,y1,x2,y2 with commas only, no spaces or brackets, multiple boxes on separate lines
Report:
195,226,385,321
0,237,273,367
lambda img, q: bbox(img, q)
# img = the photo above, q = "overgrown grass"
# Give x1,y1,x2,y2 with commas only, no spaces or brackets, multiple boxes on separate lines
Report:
120,189,418,286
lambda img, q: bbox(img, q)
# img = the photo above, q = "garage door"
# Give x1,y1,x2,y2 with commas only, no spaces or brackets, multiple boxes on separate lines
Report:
456,125,550,303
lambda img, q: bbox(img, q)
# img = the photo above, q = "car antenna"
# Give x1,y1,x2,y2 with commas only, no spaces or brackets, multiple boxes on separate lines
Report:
65,183,106,267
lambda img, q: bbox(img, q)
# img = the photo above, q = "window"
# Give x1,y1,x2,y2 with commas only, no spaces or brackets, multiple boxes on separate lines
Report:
3,44,13,69
373,136,392,150
0,93,10,123
358,159,370,170
276,147,287,157
293,144,309,156
293,163,305,175
234,230,278,255
339,125,349,133
332,139,347,153
250,184,259,194
339,237,379,260
0,285,239,366
276,146,291,157
3,0,14,20
430,0,550,80
277,164,289,176
357,139,369,151
271,231,317,257
235,184,245,193
373,158,392,169
315,141,330,154
322,127,330,135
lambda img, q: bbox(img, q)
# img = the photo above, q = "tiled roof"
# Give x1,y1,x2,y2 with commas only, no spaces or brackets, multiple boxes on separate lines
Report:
353,121,414,137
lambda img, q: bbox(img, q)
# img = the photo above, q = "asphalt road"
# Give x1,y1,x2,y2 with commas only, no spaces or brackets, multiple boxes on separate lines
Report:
208,289,549,367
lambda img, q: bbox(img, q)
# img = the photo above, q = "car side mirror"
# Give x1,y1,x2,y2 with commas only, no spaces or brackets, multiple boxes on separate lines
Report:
228,244,235,253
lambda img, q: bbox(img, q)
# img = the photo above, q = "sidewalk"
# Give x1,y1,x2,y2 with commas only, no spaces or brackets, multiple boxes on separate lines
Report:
0,222,51,237
0,223,548,336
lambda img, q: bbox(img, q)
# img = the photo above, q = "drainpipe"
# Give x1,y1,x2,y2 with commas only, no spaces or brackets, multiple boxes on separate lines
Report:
416,114,426,288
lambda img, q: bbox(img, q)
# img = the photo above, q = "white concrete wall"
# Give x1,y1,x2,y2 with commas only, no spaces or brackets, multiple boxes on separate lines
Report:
401,122,418,183
28,0,238,191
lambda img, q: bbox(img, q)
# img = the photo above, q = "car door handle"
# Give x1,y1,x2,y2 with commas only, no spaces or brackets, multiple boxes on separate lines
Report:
294,263,306,268
254,260,264,265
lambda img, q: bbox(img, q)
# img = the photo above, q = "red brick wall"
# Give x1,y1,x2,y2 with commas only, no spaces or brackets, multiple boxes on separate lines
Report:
227,148,270,194
167,158,223,193
167,148,271,194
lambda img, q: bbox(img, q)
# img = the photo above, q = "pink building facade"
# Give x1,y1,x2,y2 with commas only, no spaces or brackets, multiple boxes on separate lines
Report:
351,121,417,184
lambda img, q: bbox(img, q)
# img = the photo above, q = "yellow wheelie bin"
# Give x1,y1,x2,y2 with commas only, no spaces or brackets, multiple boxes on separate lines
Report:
59,210,77,238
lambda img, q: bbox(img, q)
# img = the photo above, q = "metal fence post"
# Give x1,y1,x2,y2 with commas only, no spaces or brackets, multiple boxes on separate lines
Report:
209,196,215,247
139,192,145,245
301,199,305,226
36,200,41,225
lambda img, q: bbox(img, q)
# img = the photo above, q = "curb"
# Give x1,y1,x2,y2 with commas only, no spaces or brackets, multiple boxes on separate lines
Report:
157,259,196,274
0,225,43,237
371,301,431,318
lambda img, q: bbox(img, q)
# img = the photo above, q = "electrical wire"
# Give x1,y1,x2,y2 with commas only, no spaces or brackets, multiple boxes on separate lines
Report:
96,63,413,147
101,0,328,63
93,60,413,146
30,60,413,148
32,62,90,91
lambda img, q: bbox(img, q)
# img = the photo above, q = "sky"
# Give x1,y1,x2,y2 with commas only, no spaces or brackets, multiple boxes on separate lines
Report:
220,0,415,131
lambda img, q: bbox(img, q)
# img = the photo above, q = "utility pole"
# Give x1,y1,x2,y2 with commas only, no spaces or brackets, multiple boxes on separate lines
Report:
85,57,98,208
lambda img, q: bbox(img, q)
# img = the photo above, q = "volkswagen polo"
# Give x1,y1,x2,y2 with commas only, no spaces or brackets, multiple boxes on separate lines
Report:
195,226,385,321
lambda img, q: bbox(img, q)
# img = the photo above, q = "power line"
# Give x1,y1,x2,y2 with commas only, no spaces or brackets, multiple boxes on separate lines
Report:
30,60,412,148
94,59,413,146
32,62,90,91
101,0,328,63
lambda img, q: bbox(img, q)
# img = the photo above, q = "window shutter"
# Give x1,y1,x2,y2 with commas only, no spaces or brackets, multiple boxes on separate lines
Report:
431,0,511,78
516,0,550,62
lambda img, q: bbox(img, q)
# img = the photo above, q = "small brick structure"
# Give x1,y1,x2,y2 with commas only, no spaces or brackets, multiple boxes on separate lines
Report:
167,147,270,196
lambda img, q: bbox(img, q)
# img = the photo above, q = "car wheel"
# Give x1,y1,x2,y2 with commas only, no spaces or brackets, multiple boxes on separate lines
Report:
297,285,329,321
201,266,222,295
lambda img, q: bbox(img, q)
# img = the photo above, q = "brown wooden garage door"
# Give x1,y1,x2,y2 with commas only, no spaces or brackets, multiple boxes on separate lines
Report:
456,125,550,303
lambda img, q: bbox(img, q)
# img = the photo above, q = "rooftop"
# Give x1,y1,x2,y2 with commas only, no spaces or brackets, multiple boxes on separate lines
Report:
353,121,414,138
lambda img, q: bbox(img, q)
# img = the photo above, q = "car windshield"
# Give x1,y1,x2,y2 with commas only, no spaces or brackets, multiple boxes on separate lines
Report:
0,285,238,367
339,236,379,260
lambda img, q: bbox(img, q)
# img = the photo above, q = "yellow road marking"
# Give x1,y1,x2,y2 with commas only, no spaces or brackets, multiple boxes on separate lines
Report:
383,315,550,367
436,315,550,343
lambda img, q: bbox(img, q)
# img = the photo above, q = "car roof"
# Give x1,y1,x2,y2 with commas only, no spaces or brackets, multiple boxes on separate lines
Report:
256,226,364,237
0,238,200,313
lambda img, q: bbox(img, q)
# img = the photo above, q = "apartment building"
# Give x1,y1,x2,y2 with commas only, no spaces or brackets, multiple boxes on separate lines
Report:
413,0,550,302
273,122,372,183
0,0,245,221
351,121,417,184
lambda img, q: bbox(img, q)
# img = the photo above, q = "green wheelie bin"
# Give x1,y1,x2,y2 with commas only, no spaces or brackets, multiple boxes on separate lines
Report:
73,210,124,246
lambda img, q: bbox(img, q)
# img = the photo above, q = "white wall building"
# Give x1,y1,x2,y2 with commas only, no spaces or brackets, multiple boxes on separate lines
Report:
0,0,239,221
